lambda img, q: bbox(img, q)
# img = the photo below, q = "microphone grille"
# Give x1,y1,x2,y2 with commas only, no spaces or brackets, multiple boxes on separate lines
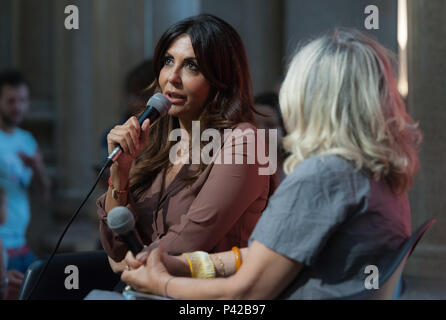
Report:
147,93,171,117
107,206,135,235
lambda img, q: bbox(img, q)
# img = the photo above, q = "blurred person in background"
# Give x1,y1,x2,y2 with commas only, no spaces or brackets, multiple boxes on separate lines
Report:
0,70,50,274
254,92,287,183
100,59,156,162
0,186,24,300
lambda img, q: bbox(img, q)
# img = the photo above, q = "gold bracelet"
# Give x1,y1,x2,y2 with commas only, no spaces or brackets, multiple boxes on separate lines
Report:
182,251,216,279
184,254,195,278
214,254,226,277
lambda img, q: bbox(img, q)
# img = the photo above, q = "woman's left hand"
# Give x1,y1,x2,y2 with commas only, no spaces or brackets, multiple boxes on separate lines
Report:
121,246,171,295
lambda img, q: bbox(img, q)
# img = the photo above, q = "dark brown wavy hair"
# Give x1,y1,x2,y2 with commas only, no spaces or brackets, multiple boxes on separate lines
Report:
130,14,257,200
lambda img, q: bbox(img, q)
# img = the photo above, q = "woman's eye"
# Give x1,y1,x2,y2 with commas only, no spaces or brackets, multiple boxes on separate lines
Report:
185,61,199,71
164,56,174,65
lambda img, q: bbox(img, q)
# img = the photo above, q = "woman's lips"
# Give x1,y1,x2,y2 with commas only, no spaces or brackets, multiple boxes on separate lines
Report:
166,92,186,105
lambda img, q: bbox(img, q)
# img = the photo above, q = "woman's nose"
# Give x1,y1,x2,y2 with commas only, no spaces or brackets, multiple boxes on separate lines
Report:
167,66,182,87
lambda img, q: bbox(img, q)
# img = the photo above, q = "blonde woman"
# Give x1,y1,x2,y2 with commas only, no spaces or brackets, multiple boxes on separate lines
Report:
120,29,422,299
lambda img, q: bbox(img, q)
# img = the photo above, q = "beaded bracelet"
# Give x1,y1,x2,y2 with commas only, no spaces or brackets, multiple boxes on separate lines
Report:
214,254,226,277
108,177,129,201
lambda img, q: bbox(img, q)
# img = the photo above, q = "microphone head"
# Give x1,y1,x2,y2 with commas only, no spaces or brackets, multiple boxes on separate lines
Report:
107,206,135,235
146,93,171,117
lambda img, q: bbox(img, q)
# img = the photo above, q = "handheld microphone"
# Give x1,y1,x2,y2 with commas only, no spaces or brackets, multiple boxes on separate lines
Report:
107,206,144,255
105,93,171,168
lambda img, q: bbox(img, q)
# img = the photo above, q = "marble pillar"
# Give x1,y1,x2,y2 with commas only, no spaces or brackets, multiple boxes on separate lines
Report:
403,0,446,280
202,0,284,95
91,0,145,165
53,0,95,220
0,0,13,69
284,0,398,58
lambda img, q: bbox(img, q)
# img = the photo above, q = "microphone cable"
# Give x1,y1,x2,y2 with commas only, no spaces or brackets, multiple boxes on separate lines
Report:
26,160,110,300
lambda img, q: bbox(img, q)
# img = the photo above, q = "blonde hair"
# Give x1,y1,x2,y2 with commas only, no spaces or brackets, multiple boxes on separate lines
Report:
280,29,421,194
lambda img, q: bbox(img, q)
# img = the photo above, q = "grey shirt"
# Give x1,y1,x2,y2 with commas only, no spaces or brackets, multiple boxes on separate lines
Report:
249,155,411,299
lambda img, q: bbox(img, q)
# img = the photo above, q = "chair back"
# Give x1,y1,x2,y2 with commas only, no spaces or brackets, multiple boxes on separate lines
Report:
343,219,436,300
18,250,120,300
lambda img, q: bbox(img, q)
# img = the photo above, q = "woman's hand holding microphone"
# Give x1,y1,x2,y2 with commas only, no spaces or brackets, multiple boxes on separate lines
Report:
105,117,151,210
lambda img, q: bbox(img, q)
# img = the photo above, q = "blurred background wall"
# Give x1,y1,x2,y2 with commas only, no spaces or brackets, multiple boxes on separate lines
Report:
0,0,445,282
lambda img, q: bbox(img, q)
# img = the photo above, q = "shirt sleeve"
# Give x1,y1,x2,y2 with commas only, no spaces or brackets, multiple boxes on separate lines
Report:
249,156,367,267
157,126,270,255
21,131,38,187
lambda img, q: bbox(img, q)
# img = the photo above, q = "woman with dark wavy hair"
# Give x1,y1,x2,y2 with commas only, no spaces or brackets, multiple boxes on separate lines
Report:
96,14,276,273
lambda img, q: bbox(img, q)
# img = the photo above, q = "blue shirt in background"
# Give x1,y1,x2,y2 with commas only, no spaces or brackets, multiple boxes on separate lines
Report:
0,128,37,250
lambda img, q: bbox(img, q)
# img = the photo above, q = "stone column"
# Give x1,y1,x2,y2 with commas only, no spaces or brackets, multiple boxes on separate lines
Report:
403,0,446,280
0,0,13,69
284,0,398,59
53,0,95,220
151,0,201,48
202,0,284,95
90,0,145,165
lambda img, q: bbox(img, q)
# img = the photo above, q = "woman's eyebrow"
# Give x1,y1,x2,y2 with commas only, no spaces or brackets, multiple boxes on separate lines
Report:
165,52,197,61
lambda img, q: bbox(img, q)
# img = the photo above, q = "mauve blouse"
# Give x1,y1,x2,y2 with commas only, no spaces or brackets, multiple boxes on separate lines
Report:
97,122,276,261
